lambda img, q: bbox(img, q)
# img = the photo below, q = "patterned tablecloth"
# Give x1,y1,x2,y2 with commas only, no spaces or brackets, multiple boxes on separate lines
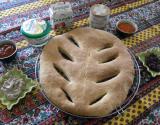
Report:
0,0,160,125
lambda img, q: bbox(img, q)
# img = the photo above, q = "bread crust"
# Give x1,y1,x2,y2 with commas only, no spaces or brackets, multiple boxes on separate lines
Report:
40,27,135,117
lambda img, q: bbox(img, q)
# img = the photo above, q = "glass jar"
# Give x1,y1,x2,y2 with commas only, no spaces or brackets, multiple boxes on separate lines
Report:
89,4,110,30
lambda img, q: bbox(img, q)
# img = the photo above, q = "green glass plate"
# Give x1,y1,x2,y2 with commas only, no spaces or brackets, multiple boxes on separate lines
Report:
137,47,160,77
0,68,37,110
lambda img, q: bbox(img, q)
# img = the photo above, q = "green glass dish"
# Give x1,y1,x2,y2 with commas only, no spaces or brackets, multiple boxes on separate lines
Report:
0,68,37,110
137,47,160,77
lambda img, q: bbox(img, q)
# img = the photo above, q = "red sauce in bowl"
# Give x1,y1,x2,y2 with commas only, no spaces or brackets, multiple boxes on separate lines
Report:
0,44,16,58
118,22,136,33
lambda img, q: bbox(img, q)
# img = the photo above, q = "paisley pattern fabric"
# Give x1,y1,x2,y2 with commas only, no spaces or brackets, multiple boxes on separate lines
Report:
0,0,159,124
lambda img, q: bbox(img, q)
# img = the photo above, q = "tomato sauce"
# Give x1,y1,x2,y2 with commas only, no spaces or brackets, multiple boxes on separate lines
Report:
0,44,15,58
118,22,136,33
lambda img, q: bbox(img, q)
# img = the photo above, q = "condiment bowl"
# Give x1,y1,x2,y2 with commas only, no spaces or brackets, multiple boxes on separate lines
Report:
116,20,138,35
0,40,17,62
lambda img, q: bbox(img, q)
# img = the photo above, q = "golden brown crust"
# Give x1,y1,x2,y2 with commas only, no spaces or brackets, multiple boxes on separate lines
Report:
39,27,135,116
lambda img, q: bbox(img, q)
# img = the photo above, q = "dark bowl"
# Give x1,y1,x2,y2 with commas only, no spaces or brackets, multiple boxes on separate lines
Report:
116,20,138,36
0,40,17,62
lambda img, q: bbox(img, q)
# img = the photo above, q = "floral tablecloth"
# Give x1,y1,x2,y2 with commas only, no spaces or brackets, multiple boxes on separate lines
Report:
0,0,160,124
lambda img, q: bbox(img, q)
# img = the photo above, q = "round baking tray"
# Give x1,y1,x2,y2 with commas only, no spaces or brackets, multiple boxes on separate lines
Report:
35,49,141,118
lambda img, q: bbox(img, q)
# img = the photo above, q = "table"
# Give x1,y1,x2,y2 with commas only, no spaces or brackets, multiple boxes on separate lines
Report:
0,0,159,124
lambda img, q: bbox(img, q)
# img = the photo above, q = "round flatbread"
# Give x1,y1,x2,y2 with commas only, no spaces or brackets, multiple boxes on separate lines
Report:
39,27,135,117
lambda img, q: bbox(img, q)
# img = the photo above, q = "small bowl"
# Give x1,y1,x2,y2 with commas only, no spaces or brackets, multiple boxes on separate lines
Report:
0,40,17,62
116,20,138,35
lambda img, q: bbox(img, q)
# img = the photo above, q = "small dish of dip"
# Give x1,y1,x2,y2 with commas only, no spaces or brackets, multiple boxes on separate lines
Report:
137,47,160,77
116,20,138,35
20,19,51,47
0,40,17,62
0,68,37,110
